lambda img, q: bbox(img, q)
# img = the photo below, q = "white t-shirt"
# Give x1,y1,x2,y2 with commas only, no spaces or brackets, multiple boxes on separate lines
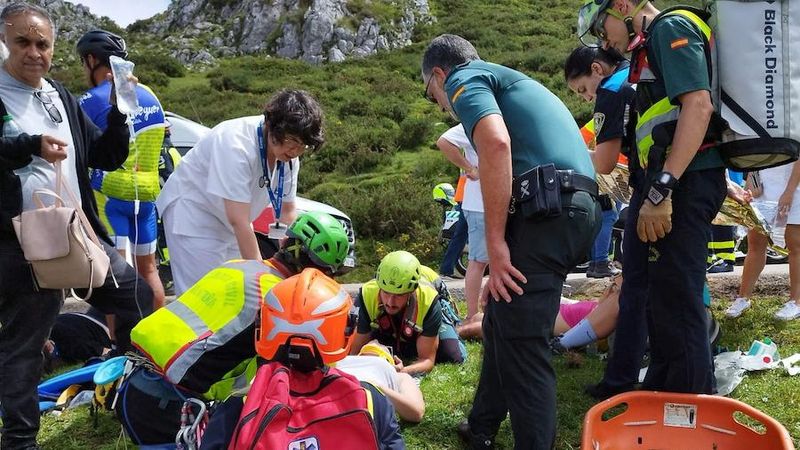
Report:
759,163,800,225
335,355,399,392
156,115,299,239
0,67,81,210
441,125,483,213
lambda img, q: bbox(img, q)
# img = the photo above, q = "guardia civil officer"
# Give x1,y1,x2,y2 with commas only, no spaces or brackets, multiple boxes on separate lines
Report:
577,0,727,394
422,34,600,449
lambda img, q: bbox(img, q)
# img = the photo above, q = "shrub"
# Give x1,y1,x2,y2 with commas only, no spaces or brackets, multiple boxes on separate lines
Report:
397,117,432,150
136,68,170,88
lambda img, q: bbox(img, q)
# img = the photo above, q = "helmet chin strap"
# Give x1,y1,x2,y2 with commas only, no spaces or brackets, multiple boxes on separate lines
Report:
610,0,649,52
85,60,103,88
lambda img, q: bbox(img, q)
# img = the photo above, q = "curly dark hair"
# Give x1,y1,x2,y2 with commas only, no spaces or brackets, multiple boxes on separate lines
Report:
263,89,325,151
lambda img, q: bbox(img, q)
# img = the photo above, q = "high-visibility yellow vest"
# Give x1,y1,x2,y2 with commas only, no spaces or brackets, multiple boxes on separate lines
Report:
635,9,712,168
131,259,287,399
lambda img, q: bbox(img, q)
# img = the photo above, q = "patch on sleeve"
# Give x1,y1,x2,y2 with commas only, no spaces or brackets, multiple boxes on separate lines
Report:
593,112,606,135
670,37,689,49
450,85,466,104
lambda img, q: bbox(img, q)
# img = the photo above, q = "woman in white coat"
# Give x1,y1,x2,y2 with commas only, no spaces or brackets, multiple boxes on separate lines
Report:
157,90,324,295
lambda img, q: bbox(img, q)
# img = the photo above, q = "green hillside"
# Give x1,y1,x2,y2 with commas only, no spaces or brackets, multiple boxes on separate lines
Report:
52,0,700,281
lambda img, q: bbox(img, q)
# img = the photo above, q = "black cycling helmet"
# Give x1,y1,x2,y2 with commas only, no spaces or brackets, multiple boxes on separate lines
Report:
76,30,128,66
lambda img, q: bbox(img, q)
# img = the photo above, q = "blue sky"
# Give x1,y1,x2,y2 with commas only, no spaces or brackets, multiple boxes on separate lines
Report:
65,0,171,27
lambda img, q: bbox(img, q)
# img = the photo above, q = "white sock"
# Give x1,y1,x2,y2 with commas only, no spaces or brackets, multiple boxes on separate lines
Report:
560,318,598,349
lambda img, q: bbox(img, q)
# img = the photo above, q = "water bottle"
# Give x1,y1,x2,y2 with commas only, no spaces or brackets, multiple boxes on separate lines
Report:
747,337,780,363
109,55,139,115
772,212,788,249
2,114,23,137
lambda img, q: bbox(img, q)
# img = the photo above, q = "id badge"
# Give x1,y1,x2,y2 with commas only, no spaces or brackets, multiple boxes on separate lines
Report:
267,222,287,240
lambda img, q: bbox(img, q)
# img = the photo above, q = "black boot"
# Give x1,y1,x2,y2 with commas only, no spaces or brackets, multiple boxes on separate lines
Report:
457,420,495,449
587,261,621,278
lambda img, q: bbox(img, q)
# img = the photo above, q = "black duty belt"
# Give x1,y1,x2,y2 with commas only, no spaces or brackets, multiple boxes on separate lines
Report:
511,167,599,201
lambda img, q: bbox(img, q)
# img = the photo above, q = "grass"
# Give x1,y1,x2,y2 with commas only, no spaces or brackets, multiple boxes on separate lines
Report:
32,294,800,449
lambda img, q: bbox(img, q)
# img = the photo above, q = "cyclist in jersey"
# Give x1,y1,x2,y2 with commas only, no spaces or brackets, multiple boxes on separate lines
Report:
77,30,167,309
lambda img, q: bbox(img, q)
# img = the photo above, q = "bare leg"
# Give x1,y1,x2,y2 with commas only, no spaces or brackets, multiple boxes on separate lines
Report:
553,313,571,335
739,230,769,298
135,253,165,310
785,225,800,302
457,312,484,340
464,260,487,320
586,294,620,340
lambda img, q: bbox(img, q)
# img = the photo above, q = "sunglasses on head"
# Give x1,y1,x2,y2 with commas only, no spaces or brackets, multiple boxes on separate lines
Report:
33,90,62,124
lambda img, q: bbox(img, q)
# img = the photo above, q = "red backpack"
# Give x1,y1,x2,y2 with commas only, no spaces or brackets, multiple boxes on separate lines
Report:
228,362,380,450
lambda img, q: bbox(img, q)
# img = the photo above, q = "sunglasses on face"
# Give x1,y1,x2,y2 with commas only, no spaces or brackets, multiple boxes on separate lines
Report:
33,90,62,124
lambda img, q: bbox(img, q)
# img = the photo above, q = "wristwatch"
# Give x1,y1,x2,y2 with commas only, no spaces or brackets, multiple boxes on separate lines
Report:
647,171,677,206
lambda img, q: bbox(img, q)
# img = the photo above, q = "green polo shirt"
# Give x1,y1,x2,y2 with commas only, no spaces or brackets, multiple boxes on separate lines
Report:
646,13,725,172
444,61,595,178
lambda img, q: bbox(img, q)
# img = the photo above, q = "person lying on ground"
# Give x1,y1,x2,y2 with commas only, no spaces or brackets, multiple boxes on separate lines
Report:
350,251,467,375
43,307,111,373
457,275,622,352
336,340,426,423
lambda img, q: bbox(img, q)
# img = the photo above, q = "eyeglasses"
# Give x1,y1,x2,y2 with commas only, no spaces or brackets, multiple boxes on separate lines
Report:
591,11,609,41
33,90,63,124
423,74,437,104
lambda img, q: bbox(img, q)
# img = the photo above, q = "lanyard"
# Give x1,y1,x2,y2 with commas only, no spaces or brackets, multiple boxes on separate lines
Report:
257,122,285,220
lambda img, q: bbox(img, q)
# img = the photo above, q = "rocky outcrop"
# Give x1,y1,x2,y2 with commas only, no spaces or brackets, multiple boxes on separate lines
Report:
139,0,433,65
0,0,115,43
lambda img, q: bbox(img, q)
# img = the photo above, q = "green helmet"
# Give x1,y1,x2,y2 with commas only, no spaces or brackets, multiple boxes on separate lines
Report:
286,212,350,273
376,251,421,295
432,182,456,206
577,0,613,47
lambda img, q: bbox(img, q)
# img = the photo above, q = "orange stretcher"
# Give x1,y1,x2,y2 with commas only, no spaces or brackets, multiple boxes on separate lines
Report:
581,391,795,449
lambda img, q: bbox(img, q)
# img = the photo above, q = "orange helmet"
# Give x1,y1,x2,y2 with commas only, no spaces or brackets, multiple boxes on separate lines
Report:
256,268,357,370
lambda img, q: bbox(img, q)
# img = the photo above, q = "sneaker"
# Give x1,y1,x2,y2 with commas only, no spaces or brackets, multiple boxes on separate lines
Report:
774,300,800,321
707,261,734,273
549,335,567,355
586,261,621,278
725,297,751,318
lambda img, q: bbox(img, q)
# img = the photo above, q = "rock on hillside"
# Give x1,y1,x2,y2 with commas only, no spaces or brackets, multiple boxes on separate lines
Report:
0,0,116,43
137,0,432,65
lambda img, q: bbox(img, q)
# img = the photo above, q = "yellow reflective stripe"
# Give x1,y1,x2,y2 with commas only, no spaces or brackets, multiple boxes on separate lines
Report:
636,98,675,132
708,241,735,249
364,386,375,417
667,10,711,41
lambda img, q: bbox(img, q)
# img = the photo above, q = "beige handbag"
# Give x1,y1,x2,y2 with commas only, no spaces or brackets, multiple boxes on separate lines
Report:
12,161,109,300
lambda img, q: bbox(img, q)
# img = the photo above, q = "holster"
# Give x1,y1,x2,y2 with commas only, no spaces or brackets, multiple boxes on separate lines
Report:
511,164,562,219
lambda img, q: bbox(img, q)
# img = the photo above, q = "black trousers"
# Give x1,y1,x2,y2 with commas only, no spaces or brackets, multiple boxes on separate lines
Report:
599,175,649,389
468,192,600,450
0,240,152,449
641,168,726,393
0,240,62,450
